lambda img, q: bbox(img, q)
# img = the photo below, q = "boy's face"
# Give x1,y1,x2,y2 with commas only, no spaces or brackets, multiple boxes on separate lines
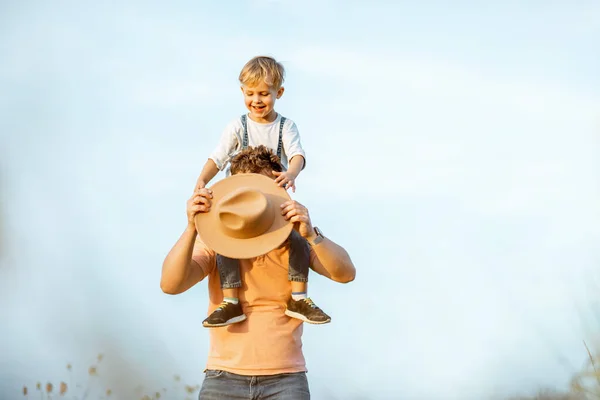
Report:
241,81,284,123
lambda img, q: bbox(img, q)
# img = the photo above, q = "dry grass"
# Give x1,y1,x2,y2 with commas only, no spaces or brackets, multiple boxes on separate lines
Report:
507,340,600,400
21,353,200,400
507,391,585,400
18,340,600,399
566,340,600,399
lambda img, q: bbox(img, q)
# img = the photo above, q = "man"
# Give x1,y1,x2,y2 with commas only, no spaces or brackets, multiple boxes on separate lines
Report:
161,145,356,399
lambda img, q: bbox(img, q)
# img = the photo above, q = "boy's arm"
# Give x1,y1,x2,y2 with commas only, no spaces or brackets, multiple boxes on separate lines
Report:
196,159,220,189
274,119,306,191
273,155,304,191
197,120,240,188
286,155,305,180
281,119,306,174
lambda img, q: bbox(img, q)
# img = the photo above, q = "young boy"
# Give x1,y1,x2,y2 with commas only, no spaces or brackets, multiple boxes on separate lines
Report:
194,56,331,328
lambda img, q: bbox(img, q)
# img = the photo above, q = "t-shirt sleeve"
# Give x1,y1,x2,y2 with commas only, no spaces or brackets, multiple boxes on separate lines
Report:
192,236,216,278
208,120,241,171
281,119,306,169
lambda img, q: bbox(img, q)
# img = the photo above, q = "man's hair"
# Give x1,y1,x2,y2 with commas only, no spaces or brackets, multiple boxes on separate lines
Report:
239,56,285,90
230,145,283,175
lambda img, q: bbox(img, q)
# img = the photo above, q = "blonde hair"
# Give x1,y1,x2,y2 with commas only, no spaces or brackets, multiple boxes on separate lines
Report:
239,56,285,89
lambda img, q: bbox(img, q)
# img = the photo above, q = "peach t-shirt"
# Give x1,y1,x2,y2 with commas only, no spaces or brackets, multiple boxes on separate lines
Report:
192,236,314,376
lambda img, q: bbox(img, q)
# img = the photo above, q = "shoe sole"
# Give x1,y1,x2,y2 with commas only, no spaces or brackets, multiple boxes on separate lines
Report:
284,310,331,324
203,314,247,328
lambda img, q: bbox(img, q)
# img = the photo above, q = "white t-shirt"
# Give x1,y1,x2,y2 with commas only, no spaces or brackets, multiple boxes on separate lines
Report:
209,113,306,176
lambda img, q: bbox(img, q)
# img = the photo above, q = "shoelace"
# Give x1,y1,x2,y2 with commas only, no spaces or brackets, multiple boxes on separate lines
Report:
302,298,318,309
215,301,233,311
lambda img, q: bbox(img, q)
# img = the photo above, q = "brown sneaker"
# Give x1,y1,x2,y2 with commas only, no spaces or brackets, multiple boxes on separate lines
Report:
285,298,331,324
203,301,247,328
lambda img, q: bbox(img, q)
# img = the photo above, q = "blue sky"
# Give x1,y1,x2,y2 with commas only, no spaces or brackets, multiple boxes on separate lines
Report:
1,1,599,399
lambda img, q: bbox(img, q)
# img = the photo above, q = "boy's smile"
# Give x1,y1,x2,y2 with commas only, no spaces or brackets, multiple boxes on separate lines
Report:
241,81,284,123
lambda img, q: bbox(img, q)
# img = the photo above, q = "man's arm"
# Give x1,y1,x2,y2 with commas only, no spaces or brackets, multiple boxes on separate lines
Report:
160,226,209,294
280,199,356,284
308,237,356,283
161,188,214,294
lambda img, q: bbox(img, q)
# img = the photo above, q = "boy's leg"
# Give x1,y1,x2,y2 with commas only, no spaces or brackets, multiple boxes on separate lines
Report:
217,254,243,291
202,255,246,328
290,280,308,300
285,231,331,324
287,230,310,285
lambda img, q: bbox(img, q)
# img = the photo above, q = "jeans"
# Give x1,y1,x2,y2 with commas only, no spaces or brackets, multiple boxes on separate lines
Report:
199,370,310,400
216,230,310,289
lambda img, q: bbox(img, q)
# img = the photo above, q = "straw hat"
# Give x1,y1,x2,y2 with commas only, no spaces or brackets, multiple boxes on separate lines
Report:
194,173,294,259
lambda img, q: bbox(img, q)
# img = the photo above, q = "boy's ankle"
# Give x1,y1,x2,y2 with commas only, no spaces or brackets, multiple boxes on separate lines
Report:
291,291,307,301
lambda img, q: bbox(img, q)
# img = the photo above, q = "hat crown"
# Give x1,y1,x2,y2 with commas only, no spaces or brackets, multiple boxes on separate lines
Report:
217,187,275,239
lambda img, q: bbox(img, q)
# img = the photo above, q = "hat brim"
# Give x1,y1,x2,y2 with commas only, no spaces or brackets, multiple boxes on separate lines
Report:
195,173,294,259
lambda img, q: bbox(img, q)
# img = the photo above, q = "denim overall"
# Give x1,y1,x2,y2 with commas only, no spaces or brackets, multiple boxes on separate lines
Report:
215,114,310,289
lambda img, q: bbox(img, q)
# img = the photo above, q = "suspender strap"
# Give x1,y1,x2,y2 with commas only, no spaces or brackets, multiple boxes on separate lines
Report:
241,114,248,149
277,116,286,160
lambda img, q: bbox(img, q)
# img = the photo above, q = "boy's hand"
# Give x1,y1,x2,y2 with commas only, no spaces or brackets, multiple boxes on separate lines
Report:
272,171,297,192
195,179,206,191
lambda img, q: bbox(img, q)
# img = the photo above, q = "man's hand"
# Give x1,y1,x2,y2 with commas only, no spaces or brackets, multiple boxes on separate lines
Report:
280,200,315,240
186,188,213,230
272,170,297,193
